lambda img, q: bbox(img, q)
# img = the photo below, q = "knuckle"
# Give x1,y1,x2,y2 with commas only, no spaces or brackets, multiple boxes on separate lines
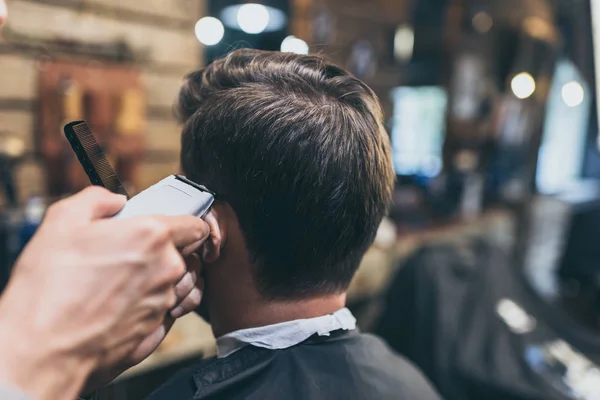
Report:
192,220,209,242
189,288,202,307
175,273,194,298
129,251,150,271
167,253,186,281
165,291,178,309
147,299,166,318
136,219,170,246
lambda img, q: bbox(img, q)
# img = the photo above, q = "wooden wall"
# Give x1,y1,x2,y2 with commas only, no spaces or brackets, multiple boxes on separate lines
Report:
0,0,205,202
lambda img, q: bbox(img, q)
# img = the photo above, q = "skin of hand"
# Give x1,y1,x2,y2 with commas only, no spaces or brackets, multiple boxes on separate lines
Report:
0,187,210,400
82,211,221,394
83,210,224,393
0,0,6,26
82,251,207,394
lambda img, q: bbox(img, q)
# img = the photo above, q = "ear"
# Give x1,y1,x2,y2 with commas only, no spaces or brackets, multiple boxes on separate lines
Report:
201,203,228,263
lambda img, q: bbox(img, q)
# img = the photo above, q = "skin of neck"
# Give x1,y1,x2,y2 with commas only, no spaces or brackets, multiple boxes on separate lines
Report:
207,282,347,338
202,204,347,338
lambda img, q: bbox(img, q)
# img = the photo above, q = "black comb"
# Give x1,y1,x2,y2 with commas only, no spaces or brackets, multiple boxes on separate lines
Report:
64,120,130,198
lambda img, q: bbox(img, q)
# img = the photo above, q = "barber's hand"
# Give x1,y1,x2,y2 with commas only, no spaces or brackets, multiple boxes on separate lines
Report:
82,252,205,392
0,187,210,400
96,209,221,382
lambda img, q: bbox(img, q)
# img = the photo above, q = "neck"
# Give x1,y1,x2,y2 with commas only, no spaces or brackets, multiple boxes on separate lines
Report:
208,290,347,338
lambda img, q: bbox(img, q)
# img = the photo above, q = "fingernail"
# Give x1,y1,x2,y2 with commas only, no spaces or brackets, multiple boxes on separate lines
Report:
171,306,184,318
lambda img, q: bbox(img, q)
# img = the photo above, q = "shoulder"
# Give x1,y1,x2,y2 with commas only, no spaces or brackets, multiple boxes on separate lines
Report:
277,332,442,400
350,333,443,399
145,358,211,400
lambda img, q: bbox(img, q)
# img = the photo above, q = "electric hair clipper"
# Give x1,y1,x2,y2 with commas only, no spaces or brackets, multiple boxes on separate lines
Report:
64,120,214,219
113,175,214,219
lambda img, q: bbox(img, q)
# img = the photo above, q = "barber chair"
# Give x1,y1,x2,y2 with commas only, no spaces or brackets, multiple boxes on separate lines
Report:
374,182,600,400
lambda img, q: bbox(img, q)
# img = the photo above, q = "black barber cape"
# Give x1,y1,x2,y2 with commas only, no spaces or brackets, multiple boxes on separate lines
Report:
375,240,600,400
145,329,442,400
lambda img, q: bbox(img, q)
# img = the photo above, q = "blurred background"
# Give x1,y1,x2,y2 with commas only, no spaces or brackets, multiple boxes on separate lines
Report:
1,0,600,399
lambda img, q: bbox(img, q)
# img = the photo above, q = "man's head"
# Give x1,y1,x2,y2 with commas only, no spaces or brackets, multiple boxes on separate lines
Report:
178,49,394,302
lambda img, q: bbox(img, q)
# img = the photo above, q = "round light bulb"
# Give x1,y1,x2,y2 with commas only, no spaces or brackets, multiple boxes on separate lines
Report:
511,72,536,99
561,81,584,107
281,36,309,54
237,3,270,34
195,17,225,46
394,25,414,62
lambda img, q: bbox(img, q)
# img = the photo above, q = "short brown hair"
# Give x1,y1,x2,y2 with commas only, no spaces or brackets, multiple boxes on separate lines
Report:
177,49,394,299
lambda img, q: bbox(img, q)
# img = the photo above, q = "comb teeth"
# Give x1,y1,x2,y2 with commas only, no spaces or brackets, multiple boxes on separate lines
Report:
64,121,130,198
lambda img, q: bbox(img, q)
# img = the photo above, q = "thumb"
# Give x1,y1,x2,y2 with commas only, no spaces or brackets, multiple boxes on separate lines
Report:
59,186,127,222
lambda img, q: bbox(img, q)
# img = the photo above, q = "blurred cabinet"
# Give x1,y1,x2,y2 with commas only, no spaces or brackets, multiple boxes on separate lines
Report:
38,60,146,197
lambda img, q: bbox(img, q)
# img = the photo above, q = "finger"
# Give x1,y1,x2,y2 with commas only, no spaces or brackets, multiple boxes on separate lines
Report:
182,241,203,257
161,245,188,290
89,218,189,285
173,271,196,301
173,254,200,304
67,186,127,220
49,186,126,222
171,287,202,319
153,215,210,252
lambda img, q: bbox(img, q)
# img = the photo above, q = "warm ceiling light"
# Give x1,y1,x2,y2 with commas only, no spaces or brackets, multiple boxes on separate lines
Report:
220,4,286,33
281,36,309,54
394,25,414,62
195,17,224,46
511,72,536,99
237,3,270,34
561,81,585,107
